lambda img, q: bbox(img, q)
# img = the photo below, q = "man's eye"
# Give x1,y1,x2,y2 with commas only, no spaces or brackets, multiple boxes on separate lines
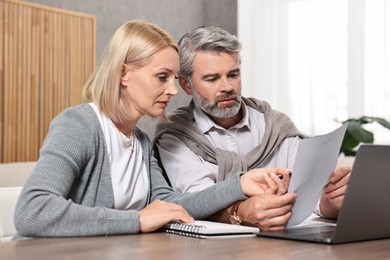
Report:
205,77,217,82
228,73,240,79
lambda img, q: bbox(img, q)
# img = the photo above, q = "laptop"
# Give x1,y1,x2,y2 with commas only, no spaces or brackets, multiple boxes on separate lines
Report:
257,144,390,244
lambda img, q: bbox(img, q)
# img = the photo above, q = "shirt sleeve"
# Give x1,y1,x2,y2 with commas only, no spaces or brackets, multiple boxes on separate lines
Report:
313,198,325,218
156,134,219,193
287,136,301,169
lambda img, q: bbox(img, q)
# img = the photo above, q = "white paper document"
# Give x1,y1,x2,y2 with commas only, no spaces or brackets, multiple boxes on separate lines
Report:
287,123,348,228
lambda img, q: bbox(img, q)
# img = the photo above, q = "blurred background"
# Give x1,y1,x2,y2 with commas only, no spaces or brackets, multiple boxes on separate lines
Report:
2,0,389,162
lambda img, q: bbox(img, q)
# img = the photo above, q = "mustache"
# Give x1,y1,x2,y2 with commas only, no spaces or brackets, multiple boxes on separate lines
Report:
215,93,239,103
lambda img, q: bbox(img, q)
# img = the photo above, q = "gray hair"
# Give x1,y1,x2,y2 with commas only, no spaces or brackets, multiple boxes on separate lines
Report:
178,26,242,78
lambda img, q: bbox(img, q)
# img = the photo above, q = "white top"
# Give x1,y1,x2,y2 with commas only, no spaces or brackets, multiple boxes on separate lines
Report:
89,103,149,210
157,102,300,193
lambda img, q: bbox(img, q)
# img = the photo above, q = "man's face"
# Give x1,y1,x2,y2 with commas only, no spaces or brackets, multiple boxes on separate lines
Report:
189,51,242,119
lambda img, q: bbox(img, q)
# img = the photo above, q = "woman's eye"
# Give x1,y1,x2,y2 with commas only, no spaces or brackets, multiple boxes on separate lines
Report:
157,75,168,82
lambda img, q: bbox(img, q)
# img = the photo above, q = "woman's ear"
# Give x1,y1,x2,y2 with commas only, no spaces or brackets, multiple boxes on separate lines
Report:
121,64,129,87
178,76,192,95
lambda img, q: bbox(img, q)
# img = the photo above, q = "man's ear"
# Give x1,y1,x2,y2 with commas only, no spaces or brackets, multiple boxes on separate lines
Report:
178,76,192,95
121,64,129,87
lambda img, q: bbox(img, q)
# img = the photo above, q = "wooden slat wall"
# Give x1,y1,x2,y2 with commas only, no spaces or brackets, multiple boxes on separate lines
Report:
0,0,96,163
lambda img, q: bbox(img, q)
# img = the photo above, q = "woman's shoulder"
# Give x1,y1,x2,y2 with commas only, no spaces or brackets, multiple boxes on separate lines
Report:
59,103,95,119
53,104,98,127
47,104,102,144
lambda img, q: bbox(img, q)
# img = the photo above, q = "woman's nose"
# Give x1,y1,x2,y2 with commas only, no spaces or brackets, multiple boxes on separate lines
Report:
165,81,179,96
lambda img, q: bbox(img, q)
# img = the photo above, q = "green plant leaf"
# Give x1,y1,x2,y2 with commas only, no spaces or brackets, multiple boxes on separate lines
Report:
361,116,390,130
338,116,390,156
346,121,374,143
340,130,360,154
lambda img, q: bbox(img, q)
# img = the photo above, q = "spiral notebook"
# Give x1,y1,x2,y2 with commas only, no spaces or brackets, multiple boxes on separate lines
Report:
163,220,259,239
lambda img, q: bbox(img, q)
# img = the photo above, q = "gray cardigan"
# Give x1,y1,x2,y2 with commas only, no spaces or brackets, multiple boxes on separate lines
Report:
14,104,246,238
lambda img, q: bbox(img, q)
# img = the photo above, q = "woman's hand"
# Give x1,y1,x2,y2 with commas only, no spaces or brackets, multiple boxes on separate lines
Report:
240,167,291,197
138,200,194,233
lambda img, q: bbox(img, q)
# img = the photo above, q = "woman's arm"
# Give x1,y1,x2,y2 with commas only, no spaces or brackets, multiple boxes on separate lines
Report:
14,106,139,238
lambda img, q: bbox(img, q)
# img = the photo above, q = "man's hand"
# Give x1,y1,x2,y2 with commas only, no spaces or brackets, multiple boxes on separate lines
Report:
238,193,296,231
240,167,291,196
319,166,351,219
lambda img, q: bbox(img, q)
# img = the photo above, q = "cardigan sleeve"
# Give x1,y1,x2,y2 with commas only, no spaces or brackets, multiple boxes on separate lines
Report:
139,129,247,219
149,153,247,219
14,105,140,238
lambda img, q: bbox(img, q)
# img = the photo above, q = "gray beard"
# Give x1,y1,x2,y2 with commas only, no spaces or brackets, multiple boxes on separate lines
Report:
192,87,242,118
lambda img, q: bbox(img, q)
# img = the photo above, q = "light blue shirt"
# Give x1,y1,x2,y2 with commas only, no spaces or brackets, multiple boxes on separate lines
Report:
157,102,300,193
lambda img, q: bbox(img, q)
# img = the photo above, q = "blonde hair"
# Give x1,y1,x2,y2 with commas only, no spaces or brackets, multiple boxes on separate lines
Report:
83,20,179,123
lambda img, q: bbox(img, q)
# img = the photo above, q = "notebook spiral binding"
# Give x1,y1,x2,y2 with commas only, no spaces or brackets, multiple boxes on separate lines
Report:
164,222,207,238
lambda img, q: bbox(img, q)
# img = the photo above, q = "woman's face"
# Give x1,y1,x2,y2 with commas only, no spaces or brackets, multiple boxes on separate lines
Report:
121,46,179,119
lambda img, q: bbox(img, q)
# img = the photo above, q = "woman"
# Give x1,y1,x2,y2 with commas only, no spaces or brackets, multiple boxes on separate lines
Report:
14,20,293,238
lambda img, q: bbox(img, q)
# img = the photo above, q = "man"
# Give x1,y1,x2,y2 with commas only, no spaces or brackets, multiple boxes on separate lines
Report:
154,26,350,231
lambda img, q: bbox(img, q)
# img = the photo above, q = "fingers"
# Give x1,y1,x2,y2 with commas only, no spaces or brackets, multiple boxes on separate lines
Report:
325,166,351,194
274,167,292,182
139,200,194,233
240,193,296,231
320,167,351,218
241,167,291,196
316,167,351,220
262,172,290,195
261,173,279,194
329,166,351,183
258,171,289,195
167,203,195,224
325,183,348,200
257,194,296,231
270,172,289,195
266,167,291,194
267,192,296,209
262,167,292,179
257,211,293,231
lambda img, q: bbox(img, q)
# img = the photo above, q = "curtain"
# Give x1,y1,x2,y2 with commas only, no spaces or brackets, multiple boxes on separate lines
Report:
238,0,390,143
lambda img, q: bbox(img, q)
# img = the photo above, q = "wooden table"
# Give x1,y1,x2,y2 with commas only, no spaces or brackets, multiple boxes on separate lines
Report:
1,232,390,259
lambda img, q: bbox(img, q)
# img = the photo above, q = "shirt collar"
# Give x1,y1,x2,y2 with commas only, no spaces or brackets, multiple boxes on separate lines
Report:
193,101,250,133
